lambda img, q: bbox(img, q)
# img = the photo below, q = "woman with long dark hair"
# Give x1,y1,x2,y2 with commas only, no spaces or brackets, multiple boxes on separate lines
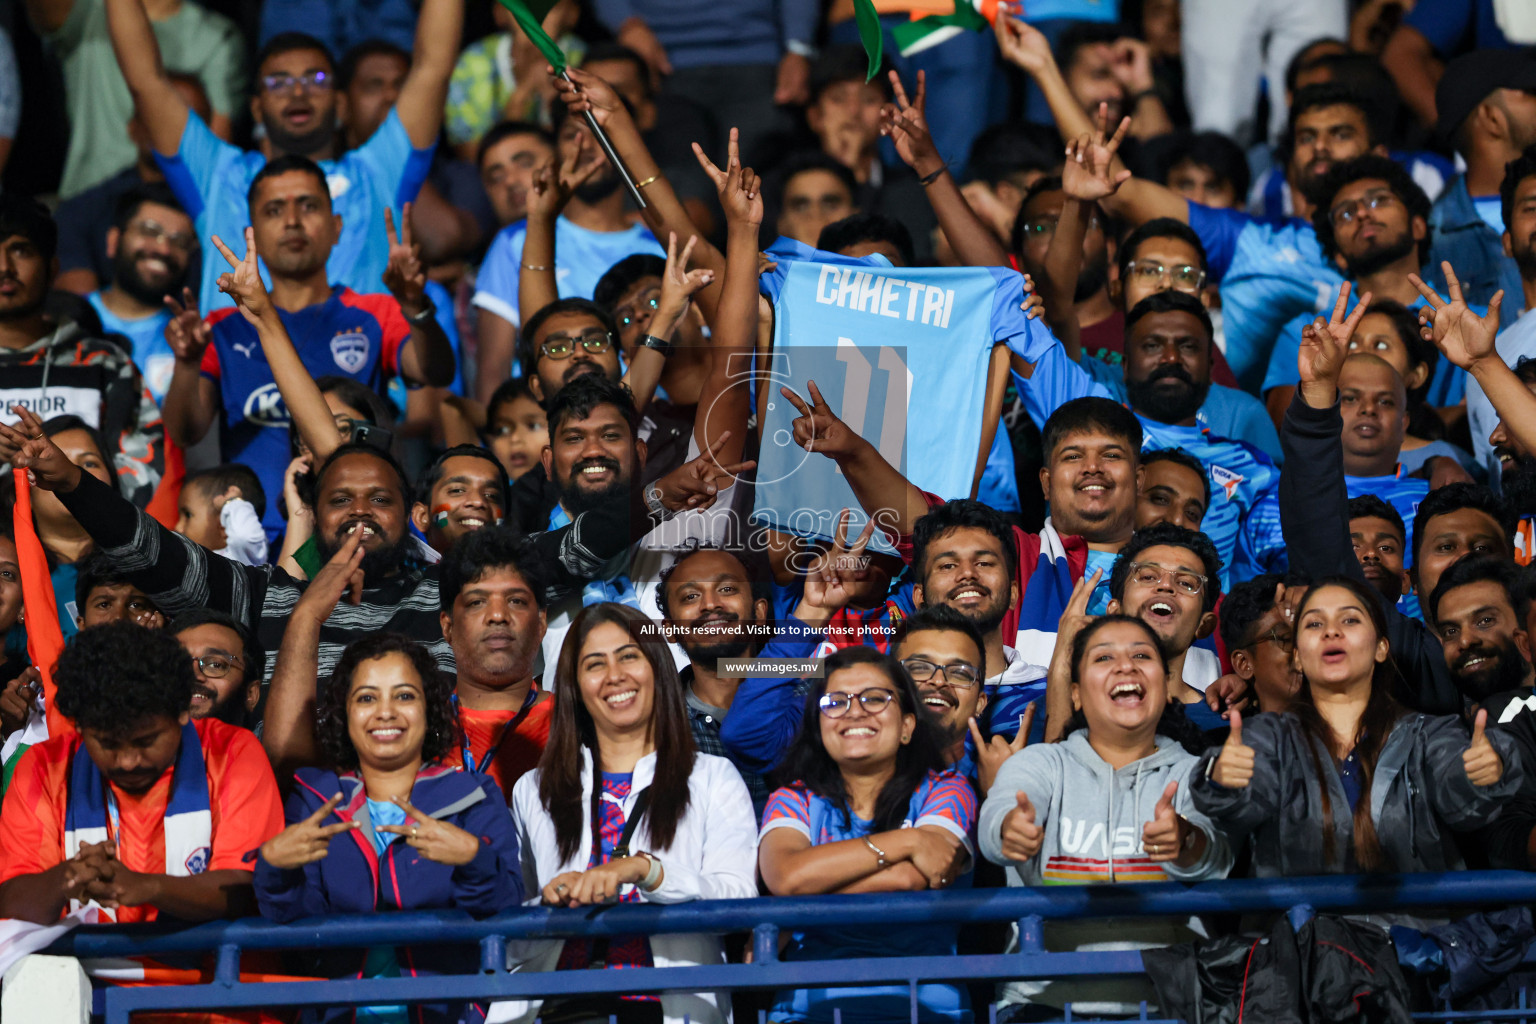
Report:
504,602,757,1024
981,615,1230,1019
1192,575,1521,874
759,645,975,1023
254,633,523,1024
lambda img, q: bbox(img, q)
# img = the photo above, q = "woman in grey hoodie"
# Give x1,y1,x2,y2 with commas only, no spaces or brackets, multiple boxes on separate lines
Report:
1191,574,1522,877
979,615,1232,1019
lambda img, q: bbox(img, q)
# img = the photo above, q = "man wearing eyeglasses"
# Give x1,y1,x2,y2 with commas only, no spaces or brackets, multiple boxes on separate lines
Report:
1263,155,1485,424
1103,524,1225,731
105,0,462,315
172,610,261,728
86,183,197,407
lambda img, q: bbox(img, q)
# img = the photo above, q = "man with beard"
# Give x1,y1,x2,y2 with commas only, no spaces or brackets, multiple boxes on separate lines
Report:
1467,147,1536,485
1424,50,1536,321
1430,555,1533,705
1349,494,1412,605
1265,156,1483,419
106,0,461,313
0,196,166,507
1012,289,1284,588
160,155,456,545
1001,12,1371,389
172,609,261,727
657,545,776,810
473,103,663,402
86,184,195,406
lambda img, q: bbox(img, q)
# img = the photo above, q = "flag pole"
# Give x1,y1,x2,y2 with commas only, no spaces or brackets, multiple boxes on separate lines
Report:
561,70,647,210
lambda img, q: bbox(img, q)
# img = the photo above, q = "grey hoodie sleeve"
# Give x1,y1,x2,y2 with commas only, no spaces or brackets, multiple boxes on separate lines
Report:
1189,713,1286,840
1166,762,1235,881
1419,713,1524,831
979,745,1061,869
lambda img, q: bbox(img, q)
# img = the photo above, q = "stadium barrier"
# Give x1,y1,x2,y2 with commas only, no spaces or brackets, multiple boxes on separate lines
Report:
34,871,1536,1023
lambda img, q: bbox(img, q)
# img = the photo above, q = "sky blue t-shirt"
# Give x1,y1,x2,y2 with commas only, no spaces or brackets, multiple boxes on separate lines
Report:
1186,201,1345,392
359,799,408,1024
157,109,433,313
1262,292,1478,407
88,292,175,406
1473,195,1506,234
1084,548,1117,615
472,216,663,328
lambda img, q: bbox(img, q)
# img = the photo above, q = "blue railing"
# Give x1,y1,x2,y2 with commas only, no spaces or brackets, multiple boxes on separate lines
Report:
41,871,1536,1023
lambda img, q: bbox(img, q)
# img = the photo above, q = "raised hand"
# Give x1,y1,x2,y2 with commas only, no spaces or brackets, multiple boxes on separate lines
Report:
1463,708,1504,787
881,70,944,179
1204,673,1251,717
651,430,755,513
1109,37,1155,94
1410,263,1504,372
693,127,762,228
1210,708,1255,788
1061,102,1132,202
801,509,875,616
994,11,1056,78
381,204,427,313
1141,781,1189,863
550,66,632,130
164,287,212,364
652,231,714,338
999,791,1044,863
0,405,83,492
782,380,862,462
259,794,359,870
969,704,1034,795
293,526,367,626
377,796,482,866
211,227,274,327
1297,282,1371,398
527,130,603,224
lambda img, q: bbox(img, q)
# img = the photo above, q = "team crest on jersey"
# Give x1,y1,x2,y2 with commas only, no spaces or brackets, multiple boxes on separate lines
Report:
330,331,371,374
1211,464,1244,501
184,846,211,874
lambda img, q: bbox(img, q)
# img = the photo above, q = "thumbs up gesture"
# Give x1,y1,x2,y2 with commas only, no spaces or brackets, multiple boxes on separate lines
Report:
1142,781,1189,863
1463,708,1504,787
1000,791,1044,863
1210,709,1255,789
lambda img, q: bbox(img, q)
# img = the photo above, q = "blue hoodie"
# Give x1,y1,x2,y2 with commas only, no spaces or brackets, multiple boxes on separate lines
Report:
254,763,524,1024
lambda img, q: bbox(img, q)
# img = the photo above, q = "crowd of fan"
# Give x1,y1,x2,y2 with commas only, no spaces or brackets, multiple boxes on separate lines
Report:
1,0,1536,1021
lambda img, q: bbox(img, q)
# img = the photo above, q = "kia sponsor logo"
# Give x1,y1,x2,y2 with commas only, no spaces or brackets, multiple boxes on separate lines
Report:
243,382,290,427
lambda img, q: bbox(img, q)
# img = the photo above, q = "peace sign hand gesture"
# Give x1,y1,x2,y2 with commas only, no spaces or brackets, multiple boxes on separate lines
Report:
164,287,212,364
1297,281,1371,407
782,380,861,462
653,231,714,338
801,508,875,618
0,405,84,492
529,130,604,224
259,794,360,870
381,203,427,314
377,796,483,866
693,127,762,228
211,227,273,327
1410,262,1505,373
969,704,1035,796
881,70,943,179
1062,102,1132,202
650,430,756,514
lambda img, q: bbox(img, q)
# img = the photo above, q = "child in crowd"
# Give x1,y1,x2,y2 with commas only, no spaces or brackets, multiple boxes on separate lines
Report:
175,465,269,567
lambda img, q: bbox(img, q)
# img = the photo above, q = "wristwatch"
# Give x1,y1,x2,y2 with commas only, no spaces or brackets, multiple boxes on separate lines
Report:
640,333,675,357
644,482,670,519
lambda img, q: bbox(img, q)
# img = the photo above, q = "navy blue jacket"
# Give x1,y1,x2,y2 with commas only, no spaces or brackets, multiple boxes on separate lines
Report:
254,763,523,1024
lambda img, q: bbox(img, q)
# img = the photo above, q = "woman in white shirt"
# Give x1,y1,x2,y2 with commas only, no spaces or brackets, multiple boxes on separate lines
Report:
503,602,759,1024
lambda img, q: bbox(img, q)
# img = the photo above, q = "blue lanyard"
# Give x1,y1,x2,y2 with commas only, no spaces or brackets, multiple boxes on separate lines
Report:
454,688,539,775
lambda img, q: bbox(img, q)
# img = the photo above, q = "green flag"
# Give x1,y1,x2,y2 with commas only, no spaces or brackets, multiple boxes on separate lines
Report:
852,0,884,83
891,1,992,58
494,0,567,73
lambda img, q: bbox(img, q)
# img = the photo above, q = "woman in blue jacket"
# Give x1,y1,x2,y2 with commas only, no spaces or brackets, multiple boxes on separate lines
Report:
255,633,523,1024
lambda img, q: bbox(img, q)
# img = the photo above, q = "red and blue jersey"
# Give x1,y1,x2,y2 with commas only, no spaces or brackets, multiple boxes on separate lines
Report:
202,286,409,542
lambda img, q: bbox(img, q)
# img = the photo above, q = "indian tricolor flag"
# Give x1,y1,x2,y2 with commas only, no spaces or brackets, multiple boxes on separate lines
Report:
0,468,68,793
892,0,1001,56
